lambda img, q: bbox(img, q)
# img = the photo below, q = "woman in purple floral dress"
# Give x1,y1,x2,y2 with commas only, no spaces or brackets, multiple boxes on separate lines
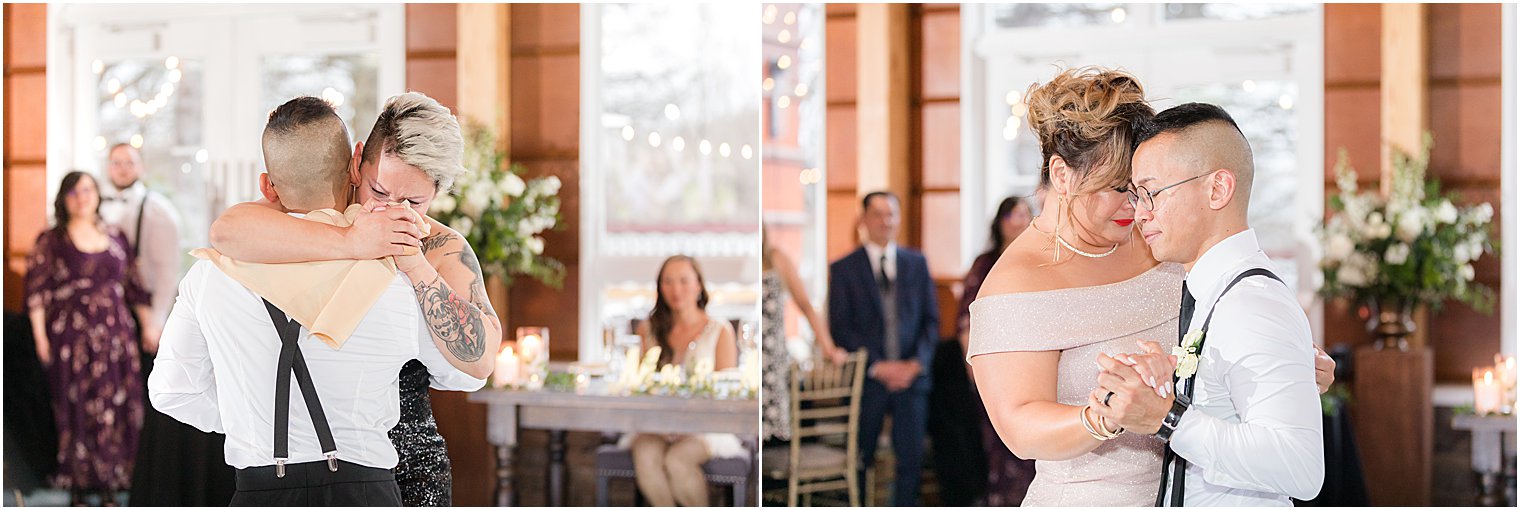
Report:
25,171,153,506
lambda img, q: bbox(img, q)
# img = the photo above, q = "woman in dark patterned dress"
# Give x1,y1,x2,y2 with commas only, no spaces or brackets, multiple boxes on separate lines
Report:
25,171,154,506
956,195,1036,506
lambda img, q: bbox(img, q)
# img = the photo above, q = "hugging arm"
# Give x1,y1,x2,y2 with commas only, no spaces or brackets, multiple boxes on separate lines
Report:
971,350,1105,461
404,230,503,380
209,200,422,262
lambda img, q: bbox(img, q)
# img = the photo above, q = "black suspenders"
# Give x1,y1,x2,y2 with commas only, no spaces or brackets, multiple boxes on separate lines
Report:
1157,268,1283,506
261,299,339,477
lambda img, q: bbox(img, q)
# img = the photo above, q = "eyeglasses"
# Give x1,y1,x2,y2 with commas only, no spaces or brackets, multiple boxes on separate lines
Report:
1120,171,1214,212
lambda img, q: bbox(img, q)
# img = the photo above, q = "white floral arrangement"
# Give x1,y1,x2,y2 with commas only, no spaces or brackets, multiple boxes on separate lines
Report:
1316,133,1497,313
429,123,566,287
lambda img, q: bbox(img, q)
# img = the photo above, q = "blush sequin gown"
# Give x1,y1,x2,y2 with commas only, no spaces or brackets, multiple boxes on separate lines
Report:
966,262,1184,506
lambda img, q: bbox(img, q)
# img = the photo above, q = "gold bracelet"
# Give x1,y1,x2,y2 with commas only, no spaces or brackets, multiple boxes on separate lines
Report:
1080,405,1120,441
1098,413,1126,437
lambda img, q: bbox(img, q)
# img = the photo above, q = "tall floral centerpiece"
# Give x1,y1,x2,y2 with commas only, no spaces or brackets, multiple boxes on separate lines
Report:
1317,133,1497,350
429,122,566,288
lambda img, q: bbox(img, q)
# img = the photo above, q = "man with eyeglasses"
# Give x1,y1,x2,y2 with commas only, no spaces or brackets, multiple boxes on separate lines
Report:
1090,103,1325,506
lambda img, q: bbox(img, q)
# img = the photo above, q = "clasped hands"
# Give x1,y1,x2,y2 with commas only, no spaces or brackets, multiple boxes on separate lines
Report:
1090,342,1339,437
871,360,920,392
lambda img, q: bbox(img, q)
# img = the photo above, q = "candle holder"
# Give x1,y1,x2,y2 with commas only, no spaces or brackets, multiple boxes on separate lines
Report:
1473,367,1502,416
1495,354,1516,414
516,327,550,390
491,344,521,389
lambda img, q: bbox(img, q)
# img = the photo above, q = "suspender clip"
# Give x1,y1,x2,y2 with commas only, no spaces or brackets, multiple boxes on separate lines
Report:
325,452,339,472
275,458,287,478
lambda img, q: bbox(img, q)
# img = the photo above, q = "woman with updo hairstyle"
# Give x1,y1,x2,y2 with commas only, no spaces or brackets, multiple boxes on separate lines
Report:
963,66,1180,505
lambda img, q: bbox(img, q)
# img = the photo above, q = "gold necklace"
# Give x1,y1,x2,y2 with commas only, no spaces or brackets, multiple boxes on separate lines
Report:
1029,216,1119,258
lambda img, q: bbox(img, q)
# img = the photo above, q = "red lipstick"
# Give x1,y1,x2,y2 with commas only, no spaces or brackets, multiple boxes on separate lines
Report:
1114,219,1134,227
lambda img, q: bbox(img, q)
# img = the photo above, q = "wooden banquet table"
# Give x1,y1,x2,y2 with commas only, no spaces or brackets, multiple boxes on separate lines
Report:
468,383,759,506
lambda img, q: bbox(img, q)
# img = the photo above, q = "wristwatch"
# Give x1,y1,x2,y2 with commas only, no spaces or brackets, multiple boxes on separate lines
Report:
1154,394,1191,442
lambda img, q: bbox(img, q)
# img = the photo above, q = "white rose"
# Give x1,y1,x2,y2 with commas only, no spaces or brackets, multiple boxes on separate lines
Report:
1475,203,1494,223
432,193,457,214
1337,263,1366,287
1326,234,1355,263
1385,243,1410,265
1454,243,1471,263
1459,263,1475,282
517,218,535,235
450,216,474,235
1469,239,1485,260
461,187,492,217
1435,200,1458,225
500,172,527,198
527,236,545,255
1175,354,1200,380
542,175,562,195
1368,211,1384,226
1396,208,1425,242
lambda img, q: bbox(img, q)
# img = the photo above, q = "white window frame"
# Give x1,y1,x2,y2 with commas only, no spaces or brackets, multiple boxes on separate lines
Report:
46,3,405,212
579,4,763,362
962,3,1325,340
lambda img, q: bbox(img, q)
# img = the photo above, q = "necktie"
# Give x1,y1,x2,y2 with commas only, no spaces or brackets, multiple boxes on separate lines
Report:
1158,281,1197,506
878,253,898,360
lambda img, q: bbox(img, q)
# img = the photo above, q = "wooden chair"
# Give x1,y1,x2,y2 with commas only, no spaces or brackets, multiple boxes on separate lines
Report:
762,349,868,506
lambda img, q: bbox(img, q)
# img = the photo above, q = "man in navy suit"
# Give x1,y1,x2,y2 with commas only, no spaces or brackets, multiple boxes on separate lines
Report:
828,191,939,506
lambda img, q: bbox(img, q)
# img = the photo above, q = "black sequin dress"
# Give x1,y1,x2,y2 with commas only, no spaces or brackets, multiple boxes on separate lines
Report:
389,360,453,506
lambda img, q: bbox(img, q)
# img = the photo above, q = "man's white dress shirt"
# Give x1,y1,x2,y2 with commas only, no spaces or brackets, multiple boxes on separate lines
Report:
101,180,183,328
864,240,898,282
1165,229,1325,506
149,258,484,470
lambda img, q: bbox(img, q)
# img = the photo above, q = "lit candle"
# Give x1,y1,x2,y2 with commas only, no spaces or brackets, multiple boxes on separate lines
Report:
519,334,542,365
494,346,519,388
1474,368,1501,415
1496,354,1516,389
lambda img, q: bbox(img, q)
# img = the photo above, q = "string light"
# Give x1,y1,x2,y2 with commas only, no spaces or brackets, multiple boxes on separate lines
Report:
647,132,662,148
664,104,681,120
741,144,754,160
1111,8,1127,23
114,93,127,108
169,69,182,83
321,87,345,108
799,37,813,51
1005,90,1023,105
93,136,107,151
784,11,796,25
762,77,775,91
672,136,685,152
763,5,777,24
129,134,143,148
195,148,209,163
622,126,635,141
91,60,104,74
108,78,122,94
165,55,179,70
699,140,713,155
794,83,809,97
777,55,792,70
777,96,791,109
719,143,731,158
1242,80,1257,92
778,29,791,44
1278,94,1295,110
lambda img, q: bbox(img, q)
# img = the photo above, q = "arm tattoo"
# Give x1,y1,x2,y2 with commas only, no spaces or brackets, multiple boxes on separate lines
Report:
420,232,454,254
413,274,486,362
455,243,498,319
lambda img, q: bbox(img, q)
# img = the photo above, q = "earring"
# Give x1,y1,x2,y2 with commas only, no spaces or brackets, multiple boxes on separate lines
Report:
1053,195,1066,264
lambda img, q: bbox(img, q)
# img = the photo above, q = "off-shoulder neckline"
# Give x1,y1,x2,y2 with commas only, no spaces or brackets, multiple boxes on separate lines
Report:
972,262,1178,304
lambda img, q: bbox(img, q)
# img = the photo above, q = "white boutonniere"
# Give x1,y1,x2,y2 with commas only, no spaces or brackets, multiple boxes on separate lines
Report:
1172,330,1205,380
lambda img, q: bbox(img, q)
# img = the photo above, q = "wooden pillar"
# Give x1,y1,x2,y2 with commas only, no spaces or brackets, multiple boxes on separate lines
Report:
1379,3,1427,191
855,3,914,244
1355,8,1433,505
456,3,512,317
